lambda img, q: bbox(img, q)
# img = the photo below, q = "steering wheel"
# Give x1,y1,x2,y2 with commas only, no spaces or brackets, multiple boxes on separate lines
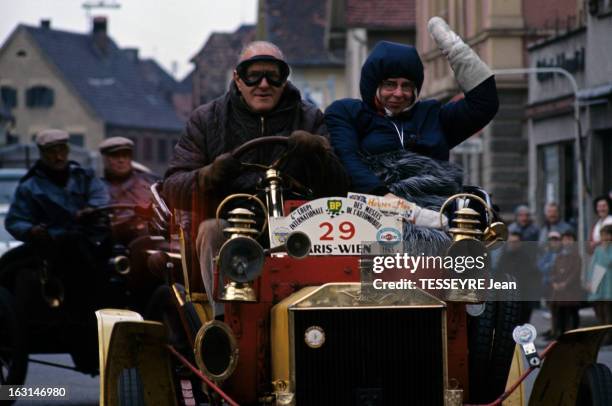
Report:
230,135,289,170
230,135,312,197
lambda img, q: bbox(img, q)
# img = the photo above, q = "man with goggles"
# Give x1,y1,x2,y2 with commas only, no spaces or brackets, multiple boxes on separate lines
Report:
164,41,348,316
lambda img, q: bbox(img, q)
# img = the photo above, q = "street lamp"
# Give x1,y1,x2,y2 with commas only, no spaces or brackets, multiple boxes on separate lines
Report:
492,67,587,247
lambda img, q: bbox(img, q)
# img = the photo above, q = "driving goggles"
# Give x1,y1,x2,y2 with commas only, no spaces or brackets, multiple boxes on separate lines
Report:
236,55,290,87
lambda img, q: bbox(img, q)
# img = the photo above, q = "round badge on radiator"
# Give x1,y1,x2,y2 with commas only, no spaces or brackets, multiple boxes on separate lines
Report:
304,326,325,348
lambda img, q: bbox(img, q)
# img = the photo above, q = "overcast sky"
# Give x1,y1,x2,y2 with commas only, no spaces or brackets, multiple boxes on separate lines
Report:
0,0,257,79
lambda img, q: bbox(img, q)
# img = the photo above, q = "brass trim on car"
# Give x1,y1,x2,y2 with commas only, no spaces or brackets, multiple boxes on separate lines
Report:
193,320,239,383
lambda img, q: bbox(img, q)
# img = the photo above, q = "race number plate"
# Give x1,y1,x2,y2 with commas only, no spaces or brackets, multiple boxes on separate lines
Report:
268,197,403,255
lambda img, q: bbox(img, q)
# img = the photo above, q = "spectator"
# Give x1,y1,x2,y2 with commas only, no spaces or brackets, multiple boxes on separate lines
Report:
538,202,573,243
537,230,564,338
497,232,540,324
550,230,582,337
586,224,612,333
508,204,539,242
588,195,612,254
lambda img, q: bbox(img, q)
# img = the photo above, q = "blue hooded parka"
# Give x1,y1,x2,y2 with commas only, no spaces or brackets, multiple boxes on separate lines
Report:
325,41,499,194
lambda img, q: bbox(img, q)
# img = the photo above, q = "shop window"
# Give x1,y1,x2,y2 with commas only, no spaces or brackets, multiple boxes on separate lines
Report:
26,86,54,108
0,86,17,109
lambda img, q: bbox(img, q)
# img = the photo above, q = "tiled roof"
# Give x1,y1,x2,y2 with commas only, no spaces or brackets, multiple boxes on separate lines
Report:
345,0,416,29
193,24,255,104
22,24,183,131
264,0,343,67
137,57,180,99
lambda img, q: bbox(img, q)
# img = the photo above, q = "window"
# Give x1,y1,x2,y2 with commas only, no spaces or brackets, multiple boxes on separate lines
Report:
26,86,54,108
69,133,84,147
157,139,168,163
0,86,17,109
588,0,612,16
537,142,577,225
143,137,153,161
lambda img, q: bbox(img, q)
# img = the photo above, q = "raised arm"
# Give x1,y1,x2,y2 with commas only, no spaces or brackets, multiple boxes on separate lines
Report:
428,17,499,148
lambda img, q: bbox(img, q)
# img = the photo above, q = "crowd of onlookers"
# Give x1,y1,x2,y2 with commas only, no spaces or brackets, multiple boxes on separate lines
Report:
497,194,612,340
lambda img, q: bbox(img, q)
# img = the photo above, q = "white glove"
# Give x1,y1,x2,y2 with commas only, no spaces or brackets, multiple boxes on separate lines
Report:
427,16,493,92
413,205,448,229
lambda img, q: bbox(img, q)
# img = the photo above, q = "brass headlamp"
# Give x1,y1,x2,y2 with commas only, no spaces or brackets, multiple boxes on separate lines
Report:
439,193,508,302
215,194,268,302
440,193,507,247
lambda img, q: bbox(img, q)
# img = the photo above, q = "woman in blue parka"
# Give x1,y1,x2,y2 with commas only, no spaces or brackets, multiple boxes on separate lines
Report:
325,17,499,197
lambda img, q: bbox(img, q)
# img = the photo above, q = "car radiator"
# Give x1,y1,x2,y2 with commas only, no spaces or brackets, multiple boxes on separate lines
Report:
271,283,447,406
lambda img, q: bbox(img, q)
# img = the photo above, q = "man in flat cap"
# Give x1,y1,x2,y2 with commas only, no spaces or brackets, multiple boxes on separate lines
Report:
99,136,158,207
164,41,349,316
6,129,109,242
5,129,110,368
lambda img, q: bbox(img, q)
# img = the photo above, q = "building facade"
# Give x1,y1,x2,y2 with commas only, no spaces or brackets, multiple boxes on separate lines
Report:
0,18,184,174
527,1,612,234
415,0,581,218
257,0,346,108
326,0,416,99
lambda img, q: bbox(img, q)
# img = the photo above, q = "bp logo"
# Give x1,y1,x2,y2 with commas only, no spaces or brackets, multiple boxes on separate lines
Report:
376,227,401,244
325,199,343,218
272,227,290,244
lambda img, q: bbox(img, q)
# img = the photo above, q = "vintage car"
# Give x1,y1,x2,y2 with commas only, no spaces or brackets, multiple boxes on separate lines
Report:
0,202,164,400
96,137,612,406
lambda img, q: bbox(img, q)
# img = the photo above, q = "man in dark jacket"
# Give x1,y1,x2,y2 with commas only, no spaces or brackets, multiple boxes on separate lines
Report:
325,17,499,195
164,41,349,316
6,129,110,352
7,129,109,242
508,205,540,242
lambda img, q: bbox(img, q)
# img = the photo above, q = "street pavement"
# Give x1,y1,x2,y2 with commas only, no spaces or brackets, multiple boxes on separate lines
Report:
12,307,612,405
15,354,98,405
522,307,612,402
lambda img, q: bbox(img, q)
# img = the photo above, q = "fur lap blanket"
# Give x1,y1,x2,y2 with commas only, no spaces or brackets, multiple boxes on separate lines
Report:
361,150,464,247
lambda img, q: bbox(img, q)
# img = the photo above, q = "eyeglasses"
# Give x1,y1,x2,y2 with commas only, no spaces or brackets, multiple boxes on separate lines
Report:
238,69,287,87
380,80,415,93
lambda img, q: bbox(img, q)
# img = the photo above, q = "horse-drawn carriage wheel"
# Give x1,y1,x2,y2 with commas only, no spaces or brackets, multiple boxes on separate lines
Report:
576,363,612,406
0,286,28,395
117,367,146,406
